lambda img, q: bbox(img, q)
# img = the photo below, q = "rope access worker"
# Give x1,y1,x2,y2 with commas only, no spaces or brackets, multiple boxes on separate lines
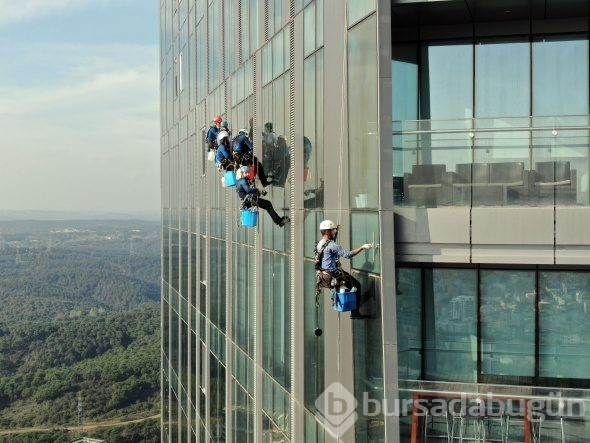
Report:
236,166,290,227
233,128,274,186
206,115,223,151
218,120,231,144
315,220,372,319
215,131,234,171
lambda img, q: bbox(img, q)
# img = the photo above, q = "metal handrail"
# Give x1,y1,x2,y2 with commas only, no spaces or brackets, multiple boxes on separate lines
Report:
392,125,590,136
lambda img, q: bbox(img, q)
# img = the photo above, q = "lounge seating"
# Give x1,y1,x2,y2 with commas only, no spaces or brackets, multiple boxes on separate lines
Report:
403,161,578,207
403,164,452,207
532,161,576,205
449,162,528,205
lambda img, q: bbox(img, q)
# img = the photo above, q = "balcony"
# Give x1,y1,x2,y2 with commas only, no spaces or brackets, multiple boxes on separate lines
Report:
393,116,590,208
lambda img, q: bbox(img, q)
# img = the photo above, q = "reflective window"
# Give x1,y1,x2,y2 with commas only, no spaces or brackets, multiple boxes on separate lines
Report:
262,374,291,439
348,15,378,209
533,37,589,116
261,75,291,252
304,210,323,259
163,298,171,362
232,382,254,442
353,272,384,441
480,270,535,379
191,234,197,308
351,212,380,273
207,1,222,90
424,269,477,382
540,272,590,379
347,0,375,26
304,261,324,410
392,44,418,122
304,410,326,442
396,268,421,380
303,3,316,56
262,252,291,389
233,245,255,354
475,40,530,118
249,0,259,54
421,43,473,120
303,50,324,207
209,355,226,442
210,239,226,332
181,320,189,388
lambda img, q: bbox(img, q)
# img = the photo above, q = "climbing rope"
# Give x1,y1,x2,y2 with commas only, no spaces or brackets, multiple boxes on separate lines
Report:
336,2,350,403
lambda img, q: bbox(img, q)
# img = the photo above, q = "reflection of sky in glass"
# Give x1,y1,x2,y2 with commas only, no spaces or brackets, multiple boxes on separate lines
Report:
422,44,473,119
476,41,530,117
533,38,589,116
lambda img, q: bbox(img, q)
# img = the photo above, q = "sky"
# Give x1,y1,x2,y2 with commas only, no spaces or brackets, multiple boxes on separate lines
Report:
0,0,160,216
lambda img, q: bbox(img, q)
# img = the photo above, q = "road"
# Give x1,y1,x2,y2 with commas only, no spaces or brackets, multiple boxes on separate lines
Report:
0,414,159,436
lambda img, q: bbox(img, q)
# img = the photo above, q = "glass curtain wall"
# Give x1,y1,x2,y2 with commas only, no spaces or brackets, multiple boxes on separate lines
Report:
302,1,325,416
397,266,590,388
392,35,590,207
347,8,384,442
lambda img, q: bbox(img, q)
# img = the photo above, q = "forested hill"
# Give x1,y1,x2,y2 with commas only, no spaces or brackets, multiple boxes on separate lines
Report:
0,306,159,428
0,220,161,441
0,220,160,323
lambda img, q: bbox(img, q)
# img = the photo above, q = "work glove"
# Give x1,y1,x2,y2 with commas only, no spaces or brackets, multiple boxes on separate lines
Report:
361,243,373,250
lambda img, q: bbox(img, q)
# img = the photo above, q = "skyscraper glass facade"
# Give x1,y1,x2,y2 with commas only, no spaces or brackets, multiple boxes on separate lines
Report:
161,0,590,441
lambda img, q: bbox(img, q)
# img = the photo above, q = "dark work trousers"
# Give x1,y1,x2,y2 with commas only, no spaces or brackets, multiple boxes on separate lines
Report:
243,197,282,224
252,156,270,186
327,269,363,315
237,152,271,186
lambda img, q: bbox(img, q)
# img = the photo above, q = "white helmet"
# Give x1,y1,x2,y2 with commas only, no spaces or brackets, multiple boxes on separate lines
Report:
218,131,229,141
239,128,249,137
319,220,337,230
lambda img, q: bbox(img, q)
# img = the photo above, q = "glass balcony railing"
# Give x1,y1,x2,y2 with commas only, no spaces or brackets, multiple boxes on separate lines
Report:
398,380,590,443
393,116,590,207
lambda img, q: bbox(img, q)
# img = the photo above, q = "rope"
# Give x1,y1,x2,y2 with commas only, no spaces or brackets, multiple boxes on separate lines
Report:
336,2,349,408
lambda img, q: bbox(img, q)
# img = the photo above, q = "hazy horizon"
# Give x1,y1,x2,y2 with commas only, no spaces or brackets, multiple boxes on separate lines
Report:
0,0,161,214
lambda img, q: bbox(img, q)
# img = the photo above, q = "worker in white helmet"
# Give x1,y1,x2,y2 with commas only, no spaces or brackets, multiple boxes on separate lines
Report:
315,220,372,319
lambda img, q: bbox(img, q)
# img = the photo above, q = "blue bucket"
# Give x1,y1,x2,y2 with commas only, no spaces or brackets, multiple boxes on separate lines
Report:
224,170,237,187
331,290,357,312
240,209,258,227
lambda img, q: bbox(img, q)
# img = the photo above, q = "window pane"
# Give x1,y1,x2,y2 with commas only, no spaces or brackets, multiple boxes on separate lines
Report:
304,261,324,410
420,43,473,119
304,52,324,206
480,270,535,379
316,0,323,48
396,268,422,380
533,37,589,116
304,210,323,259
540,271,590,379
392,44,418,122
348,16,378,209
424,269,477,382
476,40,530,118
303,4,315,57
350,211,380,273
263,252,291,390
347,0,375,26
353,272,384,441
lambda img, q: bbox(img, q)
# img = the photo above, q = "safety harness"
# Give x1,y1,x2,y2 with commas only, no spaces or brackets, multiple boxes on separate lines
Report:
314,239,345,307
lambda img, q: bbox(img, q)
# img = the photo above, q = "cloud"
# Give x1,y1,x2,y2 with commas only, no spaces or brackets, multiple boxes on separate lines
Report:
0,0,100,24
0,42,161,213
